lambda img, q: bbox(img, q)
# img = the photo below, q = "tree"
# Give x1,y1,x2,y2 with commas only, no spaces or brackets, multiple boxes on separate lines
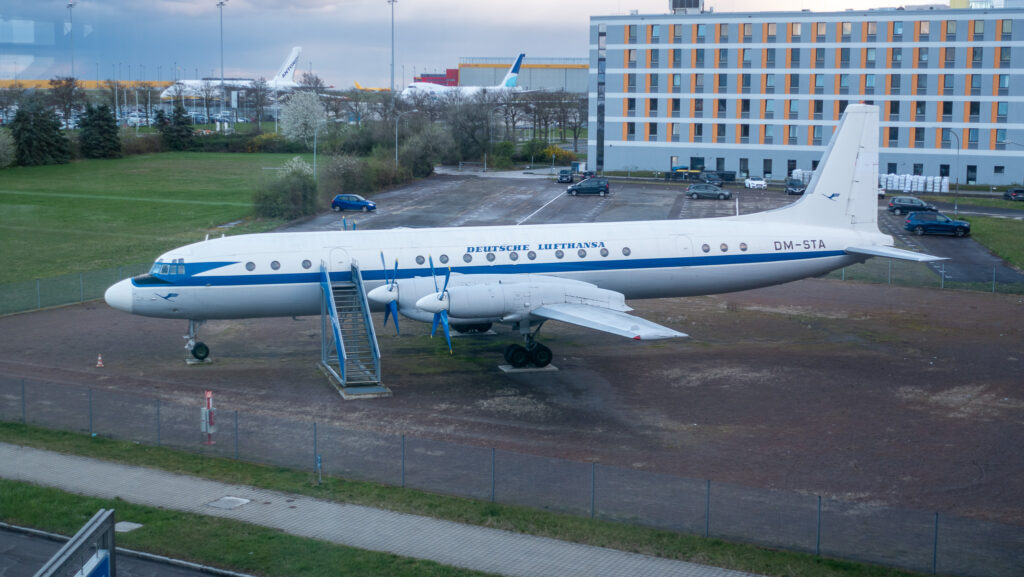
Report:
253,156,318,219
10,95,71,165
0,80,25,124
247,77,271,129
280,91,326,148
0,128,15,169
48,76,85,129
298,72,327,96
153,103,193,150
79,104,122,158
199,80,218,122
445,92,495,160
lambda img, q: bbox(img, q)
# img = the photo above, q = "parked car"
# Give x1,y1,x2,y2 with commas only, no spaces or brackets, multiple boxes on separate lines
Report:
566,177,610,196
744,176,767,189
557,169,574,183
686,183,732,200
887,196,937,215
785,178,807,195
331,194,376,212
581,170,596,179
700,172,724,186
1003,188,1024,201
904,212,971,237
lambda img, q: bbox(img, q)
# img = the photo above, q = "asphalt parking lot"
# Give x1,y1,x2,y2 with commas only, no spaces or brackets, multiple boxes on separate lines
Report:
3,170,1023,527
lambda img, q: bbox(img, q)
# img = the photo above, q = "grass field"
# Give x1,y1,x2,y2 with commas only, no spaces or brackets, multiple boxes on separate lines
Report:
0,423,925,577
0,153,313,284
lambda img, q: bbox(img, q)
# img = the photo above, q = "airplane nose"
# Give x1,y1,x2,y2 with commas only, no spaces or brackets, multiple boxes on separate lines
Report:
104,279,133,313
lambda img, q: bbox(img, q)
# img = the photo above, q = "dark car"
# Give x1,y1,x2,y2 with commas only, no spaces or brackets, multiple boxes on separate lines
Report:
699,172,724,186
1003,188,1024,201
785,178,807,195
904,212,971,237
566,177,610,196
557,169,574,183
331,194,376,212
581,170,596,179
686,183,732,200
887,195,937,215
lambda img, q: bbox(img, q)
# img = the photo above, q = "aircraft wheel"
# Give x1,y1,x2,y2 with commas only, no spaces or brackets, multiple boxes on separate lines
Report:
191,342,210,361
504,344,529,368
527,343,552,368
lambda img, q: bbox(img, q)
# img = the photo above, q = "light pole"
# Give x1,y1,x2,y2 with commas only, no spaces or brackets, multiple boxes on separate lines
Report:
388,0,397,93
217,0,228,115
944,128,960,215
394,108,418,171
67,1,75,78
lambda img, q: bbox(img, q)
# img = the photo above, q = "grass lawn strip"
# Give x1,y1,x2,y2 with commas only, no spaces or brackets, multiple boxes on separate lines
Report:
0,423,927,577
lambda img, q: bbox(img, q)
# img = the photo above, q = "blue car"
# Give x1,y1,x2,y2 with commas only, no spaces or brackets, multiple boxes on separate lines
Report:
904,212,970,237
331,194,376,212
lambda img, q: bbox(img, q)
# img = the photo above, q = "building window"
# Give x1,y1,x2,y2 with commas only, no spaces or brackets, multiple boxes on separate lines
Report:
696,23,707,41
913,163,923,176
999,74,1010,92
765,74,775,91
919,47,929,65
892,47,902,66
650,50,661,68
742,22,752,41
914,127,924,145
789,49,800,67
812,125,822,145
943,74,954,92
672,48,682,68
1002,19,1012,37
973,20,984,36
814,47,825,67
649,123,658,138
1000,49,1011,67
920,21,930,36
971,47,983,66
814,74,824,92
651,25,660,43
915,101,926,117
626,98,636,116
890,100,900,119
969,101,980,119
788,74,799,90
650,74,660,90
968,128,978,148
627,25,637,43
816,22,827,39
672,74,681,92
865,74,875,89
995,165,1005,174
740,73,751,92
887,162,897,174
694,124,704,138
865,48,877,66
788,99,799,117
946,20,956,36
840,74,850,91
791,22,802,37
888,126,899,145
716,123,726,140
694,75,704,92
942,101,953,118
840,48,850,67
695,49,705,68
997,101,1008,120
742,49,751,68
694,99,704,116
718,74,727,90
788,125,799,144
867,21,877,36
764,99,775,118
627,123,636,140
719,23,729,42
717,99,727,116
970,75,981,94
841,21,851,38
893,21,904,37
916,75,927,92
764,125,773,143
767,22,777,40
717,49,728,67
766,49,776,68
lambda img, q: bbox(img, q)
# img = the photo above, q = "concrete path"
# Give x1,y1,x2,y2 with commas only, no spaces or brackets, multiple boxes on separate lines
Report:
0,443,763,577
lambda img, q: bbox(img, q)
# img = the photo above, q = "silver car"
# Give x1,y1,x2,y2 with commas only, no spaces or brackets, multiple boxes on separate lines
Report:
686,183,732,200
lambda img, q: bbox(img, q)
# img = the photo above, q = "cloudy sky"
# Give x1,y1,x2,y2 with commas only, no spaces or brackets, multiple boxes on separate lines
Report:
3,0,939,89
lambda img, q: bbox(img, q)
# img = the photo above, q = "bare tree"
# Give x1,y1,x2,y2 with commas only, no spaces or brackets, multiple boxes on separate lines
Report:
496,90,524,143
563,94,587,153
48,76,85,128
248,77,271,129
199,80,218,123
299,72,327,96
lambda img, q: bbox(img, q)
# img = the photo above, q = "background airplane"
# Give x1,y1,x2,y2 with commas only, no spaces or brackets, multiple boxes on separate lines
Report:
160,47,303,100
400,53,525,99
354,82,390,92
105,104,941,369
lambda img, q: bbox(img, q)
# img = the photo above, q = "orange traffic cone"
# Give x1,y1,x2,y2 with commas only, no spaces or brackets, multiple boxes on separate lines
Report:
96,354,104,368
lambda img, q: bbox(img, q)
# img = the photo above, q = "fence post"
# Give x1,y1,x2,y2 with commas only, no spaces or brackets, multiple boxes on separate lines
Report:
590,462,596,519
490,448,495,503
156,399,161,447
940,263,945,290
841,267,846,281
933,512,939,575
888,260,892,285
21,380,26,424
234,410,239,459
705,479,711,538
992,267,997,293
401,435,406,488
816,495,822,556
313,422,318,472
79,273,84,302
88,388,93,436
36,279,40,309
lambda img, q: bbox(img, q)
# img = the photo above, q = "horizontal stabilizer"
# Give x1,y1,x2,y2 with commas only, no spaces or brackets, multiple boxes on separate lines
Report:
846,245,947,262
532,303,687,341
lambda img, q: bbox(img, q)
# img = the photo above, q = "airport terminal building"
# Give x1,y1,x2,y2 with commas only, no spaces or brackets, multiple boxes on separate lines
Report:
588,3,1024,185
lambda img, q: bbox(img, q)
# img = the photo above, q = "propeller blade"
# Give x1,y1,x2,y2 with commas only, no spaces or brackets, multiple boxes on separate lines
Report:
428,255,439,292
384,300,400,334
379,251,389,285
438,266,451,300
429,310,453,355
391,259,399,290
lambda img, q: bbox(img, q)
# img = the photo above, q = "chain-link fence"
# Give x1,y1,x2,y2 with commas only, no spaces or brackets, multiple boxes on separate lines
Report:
0,264,151,316
1,375,1021,577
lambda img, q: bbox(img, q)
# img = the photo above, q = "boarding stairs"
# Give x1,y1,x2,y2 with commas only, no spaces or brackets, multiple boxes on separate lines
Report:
319,263,391,398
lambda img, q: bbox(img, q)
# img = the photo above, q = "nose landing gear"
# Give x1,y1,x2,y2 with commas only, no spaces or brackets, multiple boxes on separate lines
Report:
184,319,211,363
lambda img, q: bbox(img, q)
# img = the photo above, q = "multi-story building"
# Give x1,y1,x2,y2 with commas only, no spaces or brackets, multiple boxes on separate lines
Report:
589,4,1024,185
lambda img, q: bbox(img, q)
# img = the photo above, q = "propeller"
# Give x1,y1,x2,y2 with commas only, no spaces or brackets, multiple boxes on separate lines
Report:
428,256,453,354
378,252,400,334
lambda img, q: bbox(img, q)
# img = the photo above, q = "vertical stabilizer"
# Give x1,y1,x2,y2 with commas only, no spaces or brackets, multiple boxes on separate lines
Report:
498,53,526,88
275,47,302,84
768,104,880,232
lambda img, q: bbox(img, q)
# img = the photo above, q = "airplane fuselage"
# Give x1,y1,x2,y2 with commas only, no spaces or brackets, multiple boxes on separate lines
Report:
107,216,882,323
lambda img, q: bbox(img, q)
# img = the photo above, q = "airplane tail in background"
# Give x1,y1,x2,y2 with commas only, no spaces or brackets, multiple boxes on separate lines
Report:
275,47,302,84
498,53,525,88
756,103,880,233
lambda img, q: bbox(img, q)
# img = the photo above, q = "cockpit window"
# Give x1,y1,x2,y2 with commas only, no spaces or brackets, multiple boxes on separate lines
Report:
151,258,186,277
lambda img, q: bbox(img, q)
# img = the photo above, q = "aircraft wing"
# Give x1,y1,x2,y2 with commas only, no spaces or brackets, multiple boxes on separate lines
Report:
531,303,687,341
845,245,947,262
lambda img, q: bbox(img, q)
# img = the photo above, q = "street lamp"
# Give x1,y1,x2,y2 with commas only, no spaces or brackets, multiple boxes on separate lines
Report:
944,128,960,216
67,1,75,78
217,0,228,115
394,108,419,170
388,0,397,93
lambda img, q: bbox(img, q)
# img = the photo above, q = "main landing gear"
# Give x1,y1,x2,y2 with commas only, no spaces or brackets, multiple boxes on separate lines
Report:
503,321,553,369
184,319,210,362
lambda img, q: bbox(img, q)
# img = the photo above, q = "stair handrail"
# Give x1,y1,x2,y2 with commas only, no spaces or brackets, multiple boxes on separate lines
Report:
349,261,381,380
319,262,347,383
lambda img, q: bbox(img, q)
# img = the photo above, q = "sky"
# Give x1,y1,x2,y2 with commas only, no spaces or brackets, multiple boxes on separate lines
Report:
2,0,942,89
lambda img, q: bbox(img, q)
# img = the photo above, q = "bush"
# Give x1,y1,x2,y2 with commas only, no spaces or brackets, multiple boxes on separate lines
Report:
0,128,14,168
252,156,318,219
245,132,306,153
514,139,549,163
543,145,577,165
399,124,455,178
121,134,163,156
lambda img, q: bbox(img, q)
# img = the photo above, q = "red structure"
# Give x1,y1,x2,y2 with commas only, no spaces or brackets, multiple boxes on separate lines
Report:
414,68,458,87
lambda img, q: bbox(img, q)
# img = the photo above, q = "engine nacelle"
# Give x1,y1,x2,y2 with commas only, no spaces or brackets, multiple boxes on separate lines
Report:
416,282,629,319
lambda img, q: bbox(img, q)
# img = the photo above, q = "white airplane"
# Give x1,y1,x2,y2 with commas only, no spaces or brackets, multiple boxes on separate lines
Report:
159,47,303,100
105,104,942,367
400,53,525,99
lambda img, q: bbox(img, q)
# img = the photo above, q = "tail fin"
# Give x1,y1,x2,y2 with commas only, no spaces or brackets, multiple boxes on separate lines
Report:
765,103,880,232
498,53,525,88
275,47,302,83
354,81,364,90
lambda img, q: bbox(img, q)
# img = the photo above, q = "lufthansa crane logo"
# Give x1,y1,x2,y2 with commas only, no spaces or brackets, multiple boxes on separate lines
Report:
157,293,179,301
823,192,840,201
